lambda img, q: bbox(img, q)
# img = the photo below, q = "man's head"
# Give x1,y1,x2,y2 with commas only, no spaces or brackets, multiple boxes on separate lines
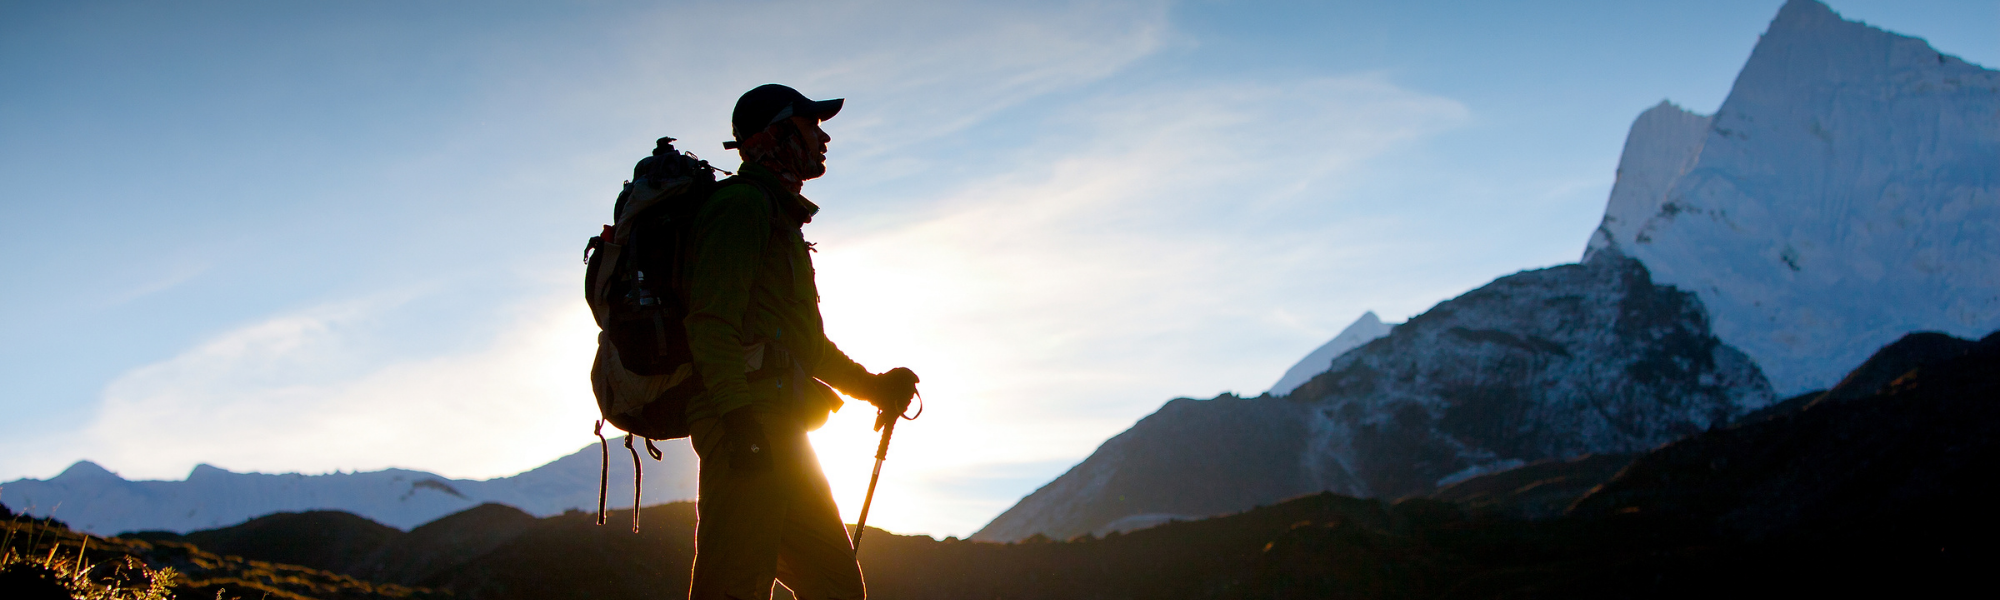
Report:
726,84,842,181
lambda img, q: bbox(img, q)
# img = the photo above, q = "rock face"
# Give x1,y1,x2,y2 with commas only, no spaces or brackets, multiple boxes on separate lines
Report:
1268,311,1396,395
975,254,1770,541
1290,253,1770,499
0,439,698,535
973,394,1312,542
1585,0,2000,396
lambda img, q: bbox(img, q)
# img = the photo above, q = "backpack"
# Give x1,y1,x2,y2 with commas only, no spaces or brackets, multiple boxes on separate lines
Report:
584,137,724,443
582,137,786,530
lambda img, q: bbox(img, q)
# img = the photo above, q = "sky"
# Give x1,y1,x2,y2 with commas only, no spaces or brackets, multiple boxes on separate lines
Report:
1,0,1994,538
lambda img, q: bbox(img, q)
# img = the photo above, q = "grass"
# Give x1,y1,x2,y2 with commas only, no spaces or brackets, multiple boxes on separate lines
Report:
2,516,179,600
1,503,443,600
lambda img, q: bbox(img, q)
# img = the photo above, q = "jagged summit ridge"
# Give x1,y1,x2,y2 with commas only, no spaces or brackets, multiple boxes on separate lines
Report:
1588,0,2000,395
1292,253,1770,499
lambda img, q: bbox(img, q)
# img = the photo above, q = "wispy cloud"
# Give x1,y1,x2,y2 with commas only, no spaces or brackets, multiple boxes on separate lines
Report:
81,290,600,480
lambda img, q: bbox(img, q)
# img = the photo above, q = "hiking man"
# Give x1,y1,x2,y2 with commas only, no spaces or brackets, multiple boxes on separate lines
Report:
684,84,919,600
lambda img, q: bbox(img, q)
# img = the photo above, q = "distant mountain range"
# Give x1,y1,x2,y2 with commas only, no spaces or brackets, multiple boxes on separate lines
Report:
975,0,1999,542
0,438,697,535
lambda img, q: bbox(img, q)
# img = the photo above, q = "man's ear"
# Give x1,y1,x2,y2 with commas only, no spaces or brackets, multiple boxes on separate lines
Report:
734,129,775,158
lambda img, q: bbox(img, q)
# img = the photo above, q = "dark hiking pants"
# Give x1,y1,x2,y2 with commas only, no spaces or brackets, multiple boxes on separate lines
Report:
689,410,866,600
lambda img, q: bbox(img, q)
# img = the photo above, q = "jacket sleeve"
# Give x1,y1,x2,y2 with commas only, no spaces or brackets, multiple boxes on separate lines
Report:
812,339,873,398
682,185,770,420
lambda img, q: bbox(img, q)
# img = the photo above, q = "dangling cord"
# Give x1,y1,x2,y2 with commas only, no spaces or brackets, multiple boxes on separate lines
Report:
645,438,663,460
624,434,643,532
594,421,610,526
903,390,924,421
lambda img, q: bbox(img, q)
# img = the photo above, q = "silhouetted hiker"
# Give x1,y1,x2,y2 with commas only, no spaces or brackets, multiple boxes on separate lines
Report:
684,84,920,600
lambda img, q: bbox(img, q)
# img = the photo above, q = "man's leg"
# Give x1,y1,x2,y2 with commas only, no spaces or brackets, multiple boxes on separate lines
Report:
771,423,866,600
688,415,788,600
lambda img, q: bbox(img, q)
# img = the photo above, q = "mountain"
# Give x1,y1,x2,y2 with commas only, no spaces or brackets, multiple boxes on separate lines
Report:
1582,0,2000,396
1267,311,1395,395
975,252,1771,541
976,0,1995,542
973,394,1314,543
0,437,698,535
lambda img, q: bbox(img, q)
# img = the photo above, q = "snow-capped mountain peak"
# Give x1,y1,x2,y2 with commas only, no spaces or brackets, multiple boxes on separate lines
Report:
1269,311,1395,395
1587,0,2000,395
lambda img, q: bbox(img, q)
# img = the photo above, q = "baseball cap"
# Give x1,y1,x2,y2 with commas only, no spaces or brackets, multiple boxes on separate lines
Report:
724,84,843,149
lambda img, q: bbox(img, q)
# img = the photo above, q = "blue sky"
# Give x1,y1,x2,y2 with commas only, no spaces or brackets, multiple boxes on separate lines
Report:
2,0,1994,537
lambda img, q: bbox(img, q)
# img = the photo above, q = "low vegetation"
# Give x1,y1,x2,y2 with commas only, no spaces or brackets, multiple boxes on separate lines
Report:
1,505,441,600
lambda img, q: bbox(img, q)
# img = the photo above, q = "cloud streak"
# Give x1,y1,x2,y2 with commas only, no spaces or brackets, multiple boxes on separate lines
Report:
82,290,600,481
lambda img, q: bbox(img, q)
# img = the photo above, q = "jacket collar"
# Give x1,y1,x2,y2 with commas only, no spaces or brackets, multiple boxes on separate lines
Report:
738,162,820,224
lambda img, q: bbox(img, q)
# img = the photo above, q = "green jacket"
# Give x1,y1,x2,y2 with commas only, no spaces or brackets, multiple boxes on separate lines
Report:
682,162,870,428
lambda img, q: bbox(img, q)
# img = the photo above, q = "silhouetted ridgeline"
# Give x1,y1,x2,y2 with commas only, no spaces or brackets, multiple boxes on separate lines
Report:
20,328,1984,599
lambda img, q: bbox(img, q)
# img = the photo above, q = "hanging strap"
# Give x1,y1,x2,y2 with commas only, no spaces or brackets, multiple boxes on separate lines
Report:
594,420,610,526
624,435,643,532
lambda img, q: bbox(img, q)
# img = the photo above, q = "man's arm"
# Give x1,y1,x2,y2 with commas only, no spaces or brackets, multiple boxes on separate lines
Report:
682,184,772,421
812,340,873,397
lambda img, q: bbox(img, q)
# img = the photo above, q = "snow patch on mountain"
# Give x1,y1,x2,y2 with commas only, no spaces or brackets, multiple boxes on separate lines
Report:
0,440,698,535
1293,253,1771,499
1587,0,2000,395
1269,311,1396,395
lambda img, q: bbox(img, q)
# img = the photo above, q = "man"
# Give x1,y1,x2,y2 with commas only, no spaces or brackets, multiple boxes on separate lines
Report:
683,83,919,600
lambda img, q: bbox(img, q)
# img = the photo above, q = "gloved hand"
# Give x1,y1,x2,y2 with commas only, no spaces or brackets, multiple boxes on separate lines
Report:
865,367,919,431
720,408,772,472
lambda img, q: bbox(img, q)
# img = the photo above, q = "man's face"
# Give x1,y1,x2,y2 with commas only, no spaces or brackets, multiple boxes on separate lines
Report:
786,115,831,180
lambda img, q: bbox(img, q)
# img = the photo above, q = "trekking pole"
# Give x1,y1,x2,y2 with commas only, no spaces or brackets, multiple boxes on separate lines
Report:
850,415,896,556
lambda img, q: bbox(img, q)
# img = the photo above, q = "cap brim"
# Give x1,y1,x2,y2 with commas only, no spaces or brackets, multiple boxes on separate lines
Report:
803,98,843,121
